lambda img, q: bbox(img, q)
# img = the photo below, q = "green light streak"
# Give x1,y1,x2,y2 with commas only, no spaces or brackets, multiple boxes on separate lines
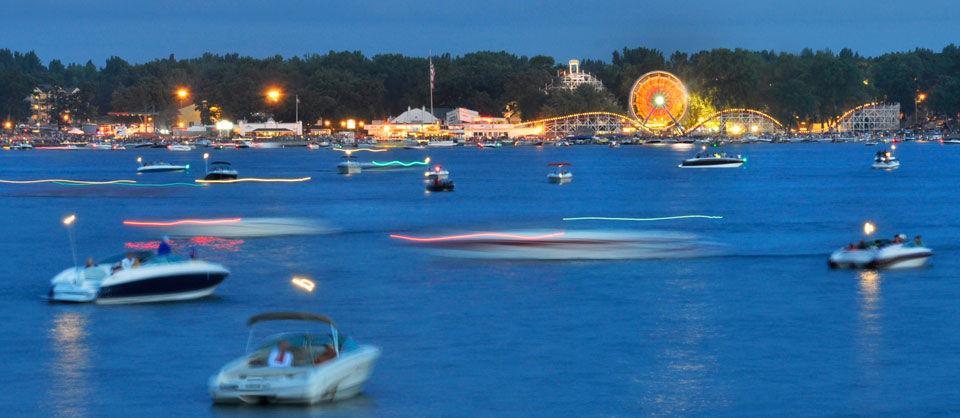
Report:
562,215,723,221
370,160,428,167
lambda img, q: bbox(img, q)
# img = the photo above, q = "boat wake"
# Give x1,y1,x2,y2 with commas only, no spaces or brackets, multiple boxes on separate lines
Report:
124,217,337,239
391,229,721,260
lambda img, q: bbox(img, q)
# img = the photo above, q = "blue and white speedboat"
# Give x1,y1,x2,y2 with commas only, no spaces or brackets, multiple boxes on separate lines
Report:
49,252,229,304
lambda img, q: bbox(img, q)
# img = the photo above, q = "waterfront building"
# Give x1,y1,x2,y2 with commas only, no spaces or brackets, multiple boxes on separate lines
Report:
366,106,442,139
366,106,539,140
25,85,79,125
237,118,302,137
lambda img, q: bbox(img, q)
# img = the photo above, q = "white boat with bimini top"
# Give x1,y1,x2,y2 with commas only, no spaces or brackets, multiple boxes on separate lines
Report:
829,235,931,269
679,151,745,168
168,144,195,151
871,148,899,170
137,157,189,173
547,162,573,184
204,161,239,180
48,252,229,304
209,312,381,405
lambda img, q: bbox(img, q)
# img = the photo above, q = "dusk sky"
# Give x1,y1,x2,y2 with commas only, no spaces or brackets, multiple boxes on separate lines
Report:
1,0,957,65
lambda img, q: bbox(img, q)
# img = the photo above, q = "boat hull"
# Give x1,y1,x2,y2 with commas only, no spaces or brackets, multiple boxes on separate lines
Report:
680,158,744,168
337,164,361,174
204,172,239,180
828,245,932,269
547,173,573,183
138,166,188,173
871,161,900,170
210,346,381,404
49,261,229,304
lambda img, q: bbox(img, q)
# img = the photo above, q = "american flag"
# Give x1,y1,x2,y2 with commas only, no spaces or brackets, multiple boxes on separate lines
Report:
429,56,435,89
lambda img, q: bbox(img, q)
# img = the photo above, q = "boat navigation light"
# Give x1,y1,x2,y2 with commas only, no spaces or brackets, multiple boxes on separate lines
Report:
137,157,142,163
425,157,431,164
864,222,875,235
292,277,315,292
891,144,896,150
203,153,209,159
63,214,76,225
435,165,442,172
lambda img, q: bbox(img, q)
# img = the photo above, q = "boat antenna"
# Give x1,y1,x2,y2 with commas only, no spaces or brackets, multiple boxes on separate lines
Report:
62,215,78,272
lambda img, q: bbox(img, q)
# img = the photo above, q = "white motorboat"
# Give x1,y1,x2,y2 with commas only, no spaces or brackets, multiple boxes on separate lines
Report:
547,162,573,184
679,151,745,168
428,140,455,147
137,157,189,173
168,144,195,151
209,312,380,404
391,229,713,260
829,241,932,269
204,161,239,180
49,252,229,304
942,138,960,145
337,155,361,174
871,149,899,170
865,141,879,146
11,143,33,150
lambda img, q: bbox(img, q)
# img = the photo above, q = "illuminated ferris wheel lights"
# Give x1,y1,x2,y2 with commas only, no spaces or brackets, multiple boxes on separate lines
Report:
654,96,665,106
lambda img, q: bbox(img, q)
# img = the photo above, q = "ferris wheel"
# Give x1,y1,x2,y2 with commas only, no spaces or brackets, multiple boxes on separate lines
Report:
629,71,688,133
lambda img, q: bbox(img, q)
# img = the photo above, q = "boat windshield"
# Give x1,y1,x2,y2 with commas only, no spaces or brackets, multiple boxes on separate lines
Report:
98,251,153,265
244,320,359,367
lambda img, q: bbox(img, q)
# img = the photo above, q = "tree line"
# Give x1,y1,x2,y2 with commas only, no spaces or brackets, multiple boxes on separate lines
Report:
0,45,958,130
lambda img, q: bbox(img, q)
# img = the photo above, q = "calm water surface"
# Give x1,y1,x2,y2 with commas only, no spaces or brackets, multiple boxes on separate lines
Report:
2,143,960,416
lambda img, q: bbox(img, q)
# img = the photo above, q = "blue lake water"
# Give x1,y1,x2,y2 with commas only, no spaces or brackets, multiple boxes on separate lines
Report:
2,143,960,416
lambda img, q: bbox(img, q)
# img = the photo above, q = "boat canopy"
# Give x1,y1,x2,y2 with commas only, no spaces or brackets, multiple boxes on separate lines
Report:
247,312,336,327
548,162,572,167
210,161,232,165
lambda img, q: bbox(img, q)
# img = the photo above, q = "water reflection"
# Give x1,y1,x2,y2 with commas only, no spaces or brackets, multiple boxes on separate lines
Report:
856,270,883,402
48,310,92,417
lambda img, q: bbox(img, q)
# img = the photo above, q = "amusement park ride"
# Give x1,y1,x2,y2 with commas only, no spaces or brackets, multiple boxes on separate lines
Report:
519,68,900,138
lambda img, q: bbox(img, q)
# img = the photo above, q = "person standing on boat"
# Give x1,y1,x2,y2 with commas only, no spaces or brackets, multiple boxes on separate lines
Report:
268,340,294,367
157,235,172,256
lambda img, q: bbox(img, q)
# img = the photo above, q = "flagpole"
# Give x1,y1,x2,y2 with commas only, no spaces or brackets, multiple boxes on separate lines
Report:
429,51,434,120
295,94,300,136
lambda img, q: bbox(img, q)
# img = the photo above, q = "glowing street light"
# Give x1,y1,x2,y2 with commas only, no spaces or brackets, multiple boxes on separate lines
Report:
267,89,281,102
62,214,78,270
3,121,11,129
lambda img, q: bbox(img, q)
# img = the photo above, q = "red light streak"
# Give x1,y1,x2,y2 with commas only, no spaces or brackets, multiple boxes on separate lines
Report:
123,218,242,226
390,231,565,242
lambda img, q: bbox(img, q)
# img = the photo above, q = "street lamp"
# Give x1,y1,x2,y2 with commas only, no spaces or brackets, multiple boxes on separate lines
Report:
63,214,78,271
267,89,281,103
915,93,926,126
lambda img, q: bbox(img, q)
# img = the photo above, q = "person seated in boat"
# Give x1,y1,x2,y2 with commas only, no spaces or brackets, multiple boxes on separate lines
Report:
893,234,907,244
121,252,137,270
157,235,172,256
268,340,294,367
906,235,924,247
857,240,868,249
85,257,97,268
695,153,701,158
313,343,337,365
